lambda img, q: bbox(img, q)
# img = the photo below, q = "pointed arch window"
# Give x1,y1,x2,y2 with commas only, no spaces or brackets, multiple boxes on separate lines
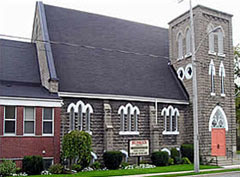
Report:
185,28,192,57
209,59,216,96
218,29,224,56
161,106,179,135
177,33,183,60
209,106,228,131
219,61,226,96
67,101,93,135
118,103,140,135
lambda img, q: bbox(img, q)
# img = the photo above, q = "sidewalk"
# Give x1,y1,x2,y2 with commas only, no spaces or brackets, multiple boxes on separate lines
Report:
113,165,240,177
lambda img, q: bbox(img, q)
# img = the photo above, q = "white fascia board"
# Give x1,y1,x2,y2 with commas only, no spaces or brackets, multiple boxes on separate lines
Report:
59,92,189,105
0,96,63,107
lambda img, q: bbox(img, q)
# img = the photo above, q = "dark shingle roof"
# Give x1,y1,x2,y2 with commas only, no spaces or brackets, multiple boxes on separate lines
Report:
43,4,188,101
0,39,59,99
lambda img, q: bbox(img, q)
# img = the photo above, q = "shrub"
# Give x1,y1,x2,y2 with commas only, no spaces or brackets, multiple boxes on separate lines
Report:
237,136,240,150
151,151,169,166
168,158,174,165
48,164,64,174
22,155,43,175
90,161,101,170
121,162,129,169
182,157,192,164
103,151,123,170
174,156,183,164
0,160,16,177
62,130,92,169
181,144,194,163
72,164,82,172
170,148,180,164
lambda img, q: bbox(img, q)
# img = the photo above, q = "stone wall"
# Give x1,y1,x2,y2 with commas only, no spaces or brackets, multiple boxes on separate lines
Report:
61,97,190,163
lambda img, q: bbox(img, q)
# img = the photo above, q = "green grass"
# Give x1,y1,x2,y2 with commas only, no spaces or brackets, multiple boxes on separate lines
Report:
151,168,240,177
30,165,220,177
237,150,240,154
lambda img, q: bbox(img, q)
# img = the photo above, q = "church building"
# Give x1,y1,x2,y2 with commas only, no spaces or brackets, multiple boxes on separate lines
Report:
0,2,237,166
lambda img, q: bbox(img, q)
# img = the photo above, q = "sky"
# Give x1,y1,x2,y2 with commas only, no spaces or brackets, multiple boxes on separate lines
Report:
0,0,239,45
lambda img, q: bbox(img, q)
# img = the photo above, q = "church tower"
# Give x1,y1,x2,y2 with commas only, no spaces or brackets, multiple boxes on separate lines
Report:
168,5,236,163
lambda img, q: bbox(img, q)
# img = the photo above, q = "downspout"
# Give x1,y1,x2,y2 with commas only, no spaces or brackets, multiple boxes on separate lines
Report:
155,99,158,124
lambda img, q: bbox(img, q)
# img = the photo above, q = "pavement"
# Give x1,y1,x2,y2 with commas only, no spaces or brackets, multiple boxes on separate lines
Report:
113,165,240,177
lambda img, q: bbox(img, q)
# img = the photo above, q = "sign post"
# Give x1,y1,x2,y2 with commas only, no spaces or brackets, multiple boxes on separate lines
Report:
129,140,149,165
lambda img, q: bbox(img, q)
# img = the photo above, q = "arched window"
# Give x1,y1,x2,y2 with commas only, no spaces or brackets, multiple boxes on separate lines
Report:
185,64,193,80
78,104,83,131
208,24,215,54
177,33,183,60
162,106,179,135
118,103,140,135
218,29,224,55
219,61,225,96
186,28,191,56
209,106,228,131
209,59,216,95
67,101,93,135
177,67,185,81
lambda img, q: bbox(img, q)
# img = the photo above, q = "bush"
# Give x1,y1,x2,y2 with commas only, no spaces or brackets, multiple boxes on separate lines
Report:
170,148,180,164
174,156,183,164
168,158,174,165
181,144,194,163
0,160,16,177
62,130,92,169
22,155,43,175
151,151,169,166
48,164,64,174
103,151,123,170
72,164,82,172
182,157,192,164
121,162,129,169
90,161,101,170
237,136,240,150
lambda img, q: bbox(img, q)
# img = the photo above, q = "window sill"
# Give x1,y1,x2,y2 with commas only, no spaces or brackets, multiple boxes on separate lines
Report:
185,53,192,58
218,53,226,57
3,133,16,136
162,131,179,135
208,51,217,56
23,134,35,136
221,93,226,97
42,134,54,137
210,92,216,96
177,57,183,61
85,131,92,135
119,131,139,136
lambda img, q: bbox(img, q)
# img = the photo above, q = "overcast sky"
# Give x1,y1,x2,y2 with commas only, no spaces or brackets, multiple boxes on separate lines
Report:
0,0,239,45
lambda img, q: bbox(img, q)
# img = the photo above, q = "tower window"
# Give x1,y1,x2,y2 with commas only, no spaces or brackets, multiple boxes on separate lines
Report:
177,67,185,81
185,28,192,57
219,61,225,96
209,59,216,96
177,33,183,60
185,63,193,79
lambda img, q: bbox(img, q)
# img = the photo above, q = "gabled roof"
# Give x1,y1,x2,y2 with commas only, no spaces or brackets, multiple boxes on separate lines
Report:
0,39,59,99
42,4,188,101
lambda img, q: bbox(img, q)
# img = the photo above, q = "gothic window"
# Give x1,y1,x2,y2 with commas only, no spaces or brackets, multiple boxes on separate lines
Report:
209,106,228,131
161,106,179,135
177,32,183,60
67,101,93,134
219,61,225,96
177,67,185,81
209,59,216,95
218,29,224,55
118,103,140,135
185,28,191,56
185,64,193,79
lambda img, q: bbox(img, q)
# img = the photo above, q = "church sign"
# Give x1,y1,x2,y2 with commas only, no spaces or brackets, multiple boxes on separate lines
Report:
129,140,149,157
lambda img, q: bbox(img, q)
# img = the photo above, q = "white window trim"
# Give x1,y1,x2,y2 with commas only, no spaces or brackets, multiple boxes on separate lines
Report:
185,63,193,80
177,67,185,81
161,106,179,135
210,92,216,96
162,130,179,135
221,93,226,97
3,106,17,136
119,131,139,135
177,56,184,61
218,53,226,58
185,52,192,58
42,108,54,136
23,107,36,136
209,60,216,96
208,50,217,56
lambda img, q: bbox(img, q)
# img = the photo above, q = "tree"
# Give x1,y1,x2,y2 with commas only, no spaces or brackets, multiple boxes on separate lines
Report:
62,130,92,169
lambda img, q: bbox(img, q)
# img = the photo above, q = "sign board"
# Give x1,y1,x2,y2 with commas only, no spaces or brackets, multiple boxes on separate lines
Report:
129,140,149,157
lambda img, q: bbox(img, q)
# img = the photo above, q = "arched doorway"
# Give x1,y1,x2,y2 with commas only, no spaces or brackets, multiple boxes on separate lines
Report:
209,106,228,156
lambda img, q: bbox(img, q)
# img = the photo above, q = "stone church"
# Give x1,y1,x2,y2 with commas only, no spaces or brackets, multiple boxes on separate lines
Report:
0,1,237,166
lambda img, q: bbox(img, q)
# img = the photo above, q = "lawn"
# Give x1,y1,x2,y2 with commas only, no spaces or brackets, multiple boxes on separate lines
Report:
152,168,240,177
31,165,220,177
237,150,240,154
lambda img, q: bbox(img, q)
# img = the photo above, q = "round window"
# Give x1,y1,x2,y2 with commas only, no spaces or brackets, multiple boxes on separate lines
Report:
177,67,185,80
185,64,193,79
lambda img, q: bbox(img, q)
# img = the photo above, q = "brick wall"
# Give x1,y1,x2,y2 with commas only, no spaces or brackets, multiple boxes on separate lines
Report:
0,106,61,167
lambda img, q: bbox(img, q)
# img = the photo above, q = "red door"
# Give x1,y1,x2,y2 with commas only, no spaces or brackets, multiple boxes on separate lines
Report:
211,128,226,156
